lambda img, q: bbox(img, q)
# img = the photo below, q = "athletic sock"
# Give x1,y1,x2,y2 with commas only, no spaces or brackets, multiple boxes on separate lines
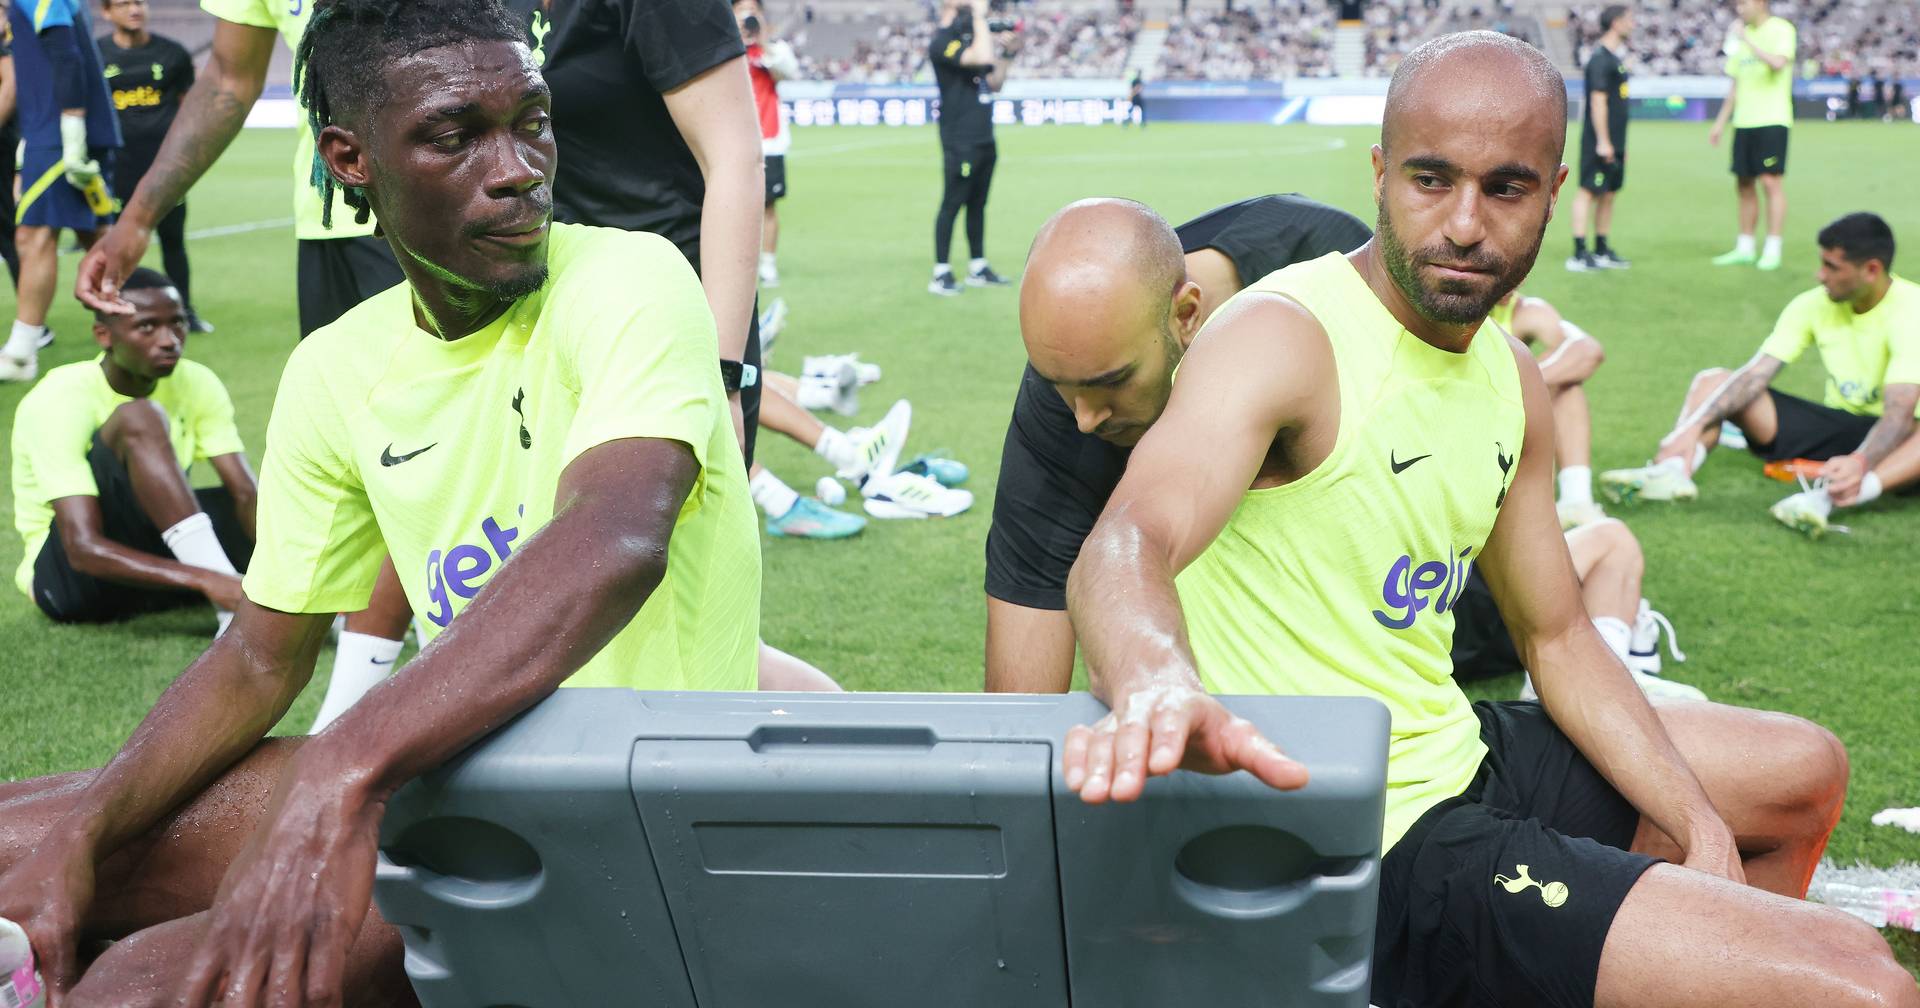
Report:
1762,235,1783,259
1843,471,1884,507
1654,455,1690,478
1734,233,1756,256
1556,465,1593,508
1691,443,1708,473
4,321,43,360
1572,236,1588,256
932,263,952,278
759,251,777,272
1595,235,1611,255
1593,616,1633,663
749,467,801,518
310,631,404,732
812,426,859,473
968,256,989,274
162,513,241,630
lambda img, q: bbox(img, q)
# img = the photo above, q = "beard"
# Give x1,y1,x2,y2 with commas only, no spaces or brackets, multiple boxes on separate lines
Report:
1376,206,1544,325
483,264,550,301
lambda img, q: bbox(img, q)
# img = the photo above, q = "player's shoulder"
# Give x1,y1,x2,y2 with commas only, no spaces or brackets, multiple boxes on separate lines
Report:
167,358,230,396
288,282,411,387
20,359,100,403
544,222,700,306
1780,285,1831,318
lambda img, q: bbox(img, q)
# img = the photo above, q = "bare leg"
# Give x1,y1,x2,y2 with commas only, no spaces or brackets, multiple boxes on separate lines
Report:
1594,190,1617,238
345,557,413,639
1653,368,1780,466
1565,518,1639,624
1552,384,1593,471
1735,177,1759,237
1596,863,1917,1008
763,204,779,257
1634,703,1848,898
759,382,826,447
1569,188,1593,242
99,400,201,531
764,370,799,398
14,225,57,327
757,641,842,691
1760,174,1787,238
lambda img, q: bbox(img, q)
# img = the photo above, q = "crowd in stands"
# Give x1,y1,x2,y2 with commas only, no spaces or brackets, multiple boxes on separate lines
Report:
1571,0,1920,79
1159,3,1338,79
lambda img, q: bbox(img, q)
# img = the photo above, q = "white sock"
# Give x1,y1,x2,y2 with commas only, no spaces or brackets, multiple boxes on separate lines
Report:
4,321,43,360
932,263,951,278
162,513,241,629
759,251,777,272
310,631,403,732
749,467,800,518
1843,471,1883,508
1556,466,1593,508
1655,455,1691,478
1734,233,1756,256
813,426,859,473
1762,235,1782,258
968,257,989,273
1593,616,1633,663
1691,443,1708,473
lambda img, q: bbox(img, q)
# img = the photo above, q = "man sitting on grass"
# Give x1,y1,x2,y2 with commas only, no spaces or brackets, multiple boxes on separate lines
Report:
9,266,253,633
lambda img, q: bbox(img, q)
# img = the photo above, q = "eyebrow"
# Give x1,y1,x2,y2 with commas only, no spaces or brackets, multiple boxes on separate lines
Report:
1402,154,1542,185
1034,361,1136,388
427,87,550,122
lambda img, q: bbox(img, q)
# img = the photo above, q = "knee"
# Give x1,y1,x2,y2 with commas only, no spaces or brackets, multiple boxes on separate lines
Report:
1593,518,1644,572
14,226,54,256
1773,714,1850,824
102,399,172,452
1809,909,1920,1008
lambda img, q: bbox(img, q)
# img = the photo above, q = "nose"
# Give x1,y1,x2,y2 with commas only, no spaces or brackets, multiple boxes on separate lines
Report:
483,130,545,200
1441,187,1487,251
1071,395,1110,436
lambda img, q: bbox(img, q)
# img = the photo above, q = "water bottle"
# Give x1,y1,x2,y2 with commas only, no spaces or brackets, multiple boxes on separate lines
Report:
0,917,45,1008
1821,882,1920,932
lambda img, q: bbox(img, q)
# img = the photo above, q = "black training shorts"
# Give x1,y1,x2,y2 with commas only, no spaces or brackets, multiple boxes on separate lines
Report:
1448,569,1523,681
764,154,787,206
1372,701,1659,1008
1749,389,1879,462
1577,142,1626,194
1730,125,1789,177
33,433,252,622
296,234,407,339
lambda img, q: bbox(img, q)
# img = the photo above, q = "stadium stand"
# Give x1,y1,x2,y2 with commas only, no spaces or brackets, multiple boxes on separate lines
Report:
1570,0,1920,78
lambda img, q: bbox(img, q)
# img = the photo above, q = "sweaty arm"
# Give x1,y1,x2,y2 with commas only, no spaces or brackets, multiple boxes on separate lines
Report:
74,17,275,311
1825,383,1918,504
1672,351,1783,440
665,56,764,367
48,493,242,604
208,451,259,540
1061,295,1327,804
1480,338,1741,881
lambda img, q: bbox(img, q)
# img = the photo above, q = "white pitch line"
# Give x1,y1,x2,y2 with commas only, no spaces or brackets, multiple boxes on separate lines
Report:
186,217,295,239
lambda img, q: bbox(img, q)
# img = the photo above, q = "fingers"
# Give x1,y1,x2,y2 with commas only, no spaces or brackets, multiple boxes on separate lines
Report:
1077,717,1119,804
1217,718,1310,792
30,916,81,1007
74,248,133,316
301,906,348,1008
1062,724,1093,792
266,935,307,1008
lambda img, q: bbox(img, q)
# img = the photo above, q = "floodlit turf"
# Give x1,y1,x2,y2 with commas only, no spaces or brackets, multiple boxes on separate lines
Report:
1,122,1917,969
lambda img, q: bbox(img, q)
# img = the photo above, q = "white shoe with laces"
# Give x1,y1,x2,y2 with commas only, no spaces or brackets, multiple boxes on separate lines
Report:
1600,459,1697,504
1770,475,1847,538
837,399,911,484
862,469,973,519
1626,599,1685,677
0,353,37,383
1520,667,1706,703
797,357,860,416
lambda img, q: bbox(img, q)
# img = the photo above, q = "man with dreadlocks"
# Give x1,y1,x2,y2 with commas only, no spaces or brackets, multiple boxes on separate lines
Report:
0,0,760,1003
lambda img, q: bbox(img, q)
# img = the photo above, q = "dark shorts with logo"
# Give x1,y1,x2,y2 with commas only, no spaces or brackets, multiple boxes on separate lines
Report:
1748,389,1879,462
296,234,406,339
1448,569,1520,681
1372,701,1660,1008
764,155,787,206
32,433,252,622
1577,138,1626,193
1730,125,1789,177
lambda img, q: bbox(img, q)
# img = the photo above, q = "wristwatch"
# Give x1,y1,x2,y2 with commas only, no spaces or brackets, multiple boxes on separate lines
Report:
719,359,760,393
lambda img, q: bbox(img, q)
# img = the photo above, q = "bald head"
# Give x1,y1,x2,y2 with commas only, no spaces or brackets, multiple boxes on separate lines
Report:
1020,198,1200,446
1384,31,1568,161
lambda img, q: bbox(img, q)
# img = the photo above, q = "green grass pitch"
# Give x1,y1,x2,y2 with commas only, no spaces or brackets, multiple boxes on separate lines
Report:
1,121,1915,970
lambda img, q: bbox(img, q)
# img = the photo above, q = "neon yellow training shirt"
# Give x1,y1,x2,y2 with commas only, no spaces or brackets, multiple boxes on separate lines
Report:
243,223,761,691
1725,15,1797,129
11,357,245,597
1759,276,1920,418
198,0,376,241
1175,253,1527,851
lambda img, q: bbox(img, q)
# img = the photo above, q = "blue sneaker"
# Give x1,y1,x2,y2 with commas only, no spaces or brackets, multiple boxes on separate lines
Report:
765,497,867,539
900,453,969,487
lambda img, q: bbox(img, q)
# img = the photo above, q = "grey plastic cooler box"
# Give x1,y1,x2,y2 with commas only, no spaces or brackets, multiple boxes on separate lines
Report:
374,690,1388,1007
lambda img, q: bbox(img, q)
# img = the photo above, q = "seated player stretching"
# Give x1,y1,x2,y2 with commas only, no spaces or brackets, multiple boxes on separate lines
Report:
1058,33,1913,1008
0,0,760,1003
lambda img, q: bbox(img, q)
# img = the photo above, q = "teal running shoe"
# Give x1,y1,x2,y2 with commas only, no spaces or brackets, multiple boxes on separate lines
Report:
766,497,867,539
900,453,969,488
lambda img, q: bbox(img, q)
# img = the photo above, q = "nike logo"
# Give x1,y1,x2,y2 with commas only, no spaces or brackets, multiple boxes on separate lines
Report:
380,443,437,466
1390,451,1431,474
372,656,397,666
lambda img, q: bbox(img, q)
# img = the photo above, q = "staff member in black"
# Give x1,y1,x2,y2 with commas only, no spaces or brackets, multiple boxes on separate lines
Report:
1567,3,1632,272
95,0,205,329
984,193,1371,690
927,0,1014,296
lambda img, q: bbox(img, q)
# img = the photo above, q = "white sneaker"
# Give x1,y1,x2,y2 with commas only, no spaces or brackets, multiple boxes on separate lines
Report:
758,297,787,353
862,469,973,519
1520,666,1706,703
1717,421,1748,452
797,357,860,416
1626,599,1685,677
1770,482,1843,538
803,351,881,387
837,399,910,484
1599,460,1697,504
0,353,37,383
1556,499,1607,530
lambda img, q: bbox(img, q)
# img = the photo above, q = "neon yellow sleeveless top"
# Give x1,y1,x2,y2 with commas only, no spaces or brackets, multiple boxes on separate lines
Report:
1176,253,1527,850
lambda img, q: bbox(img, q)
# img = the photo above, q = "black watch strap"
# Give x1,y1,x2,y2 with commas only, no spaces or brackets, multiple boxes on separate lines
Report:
719,359,760,392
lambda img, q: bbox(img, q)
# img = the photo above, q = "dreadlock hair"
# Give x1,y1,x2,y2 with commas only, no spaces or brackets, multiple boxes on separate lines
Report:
293,0,524,229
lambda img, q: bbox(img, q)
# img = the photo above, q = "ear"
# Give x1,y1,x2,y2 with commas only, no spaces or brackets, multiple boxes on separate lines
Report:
1172,280,1205,346
1545,163,1570,224
1370,144,1387,207
93,321,113,350
317,122,373,192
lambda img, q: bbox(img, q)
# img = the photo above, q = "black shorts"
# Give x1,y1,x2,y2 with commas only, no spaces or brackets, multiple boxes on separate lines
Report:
764,155,787,206
1750,389,1878,462
1577,140,1626,193
1730,125,1789,177
296,234,406,338
1448,569,1521,681
1373,701,1659,1008
32,433,253,622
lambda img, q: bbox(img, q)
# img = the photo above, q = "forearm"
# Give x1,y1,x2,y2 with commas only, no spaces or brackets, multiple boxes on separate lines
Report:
119,64,260,227
1067,512,1203,706
1854,411,1916,468
1526,623,1723,846
67,536,221,596
1589,99,1609,141
1714,87,1736,127
61,613,319,861
303,485,673,802
985,58,1010,92
699,157,763,361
